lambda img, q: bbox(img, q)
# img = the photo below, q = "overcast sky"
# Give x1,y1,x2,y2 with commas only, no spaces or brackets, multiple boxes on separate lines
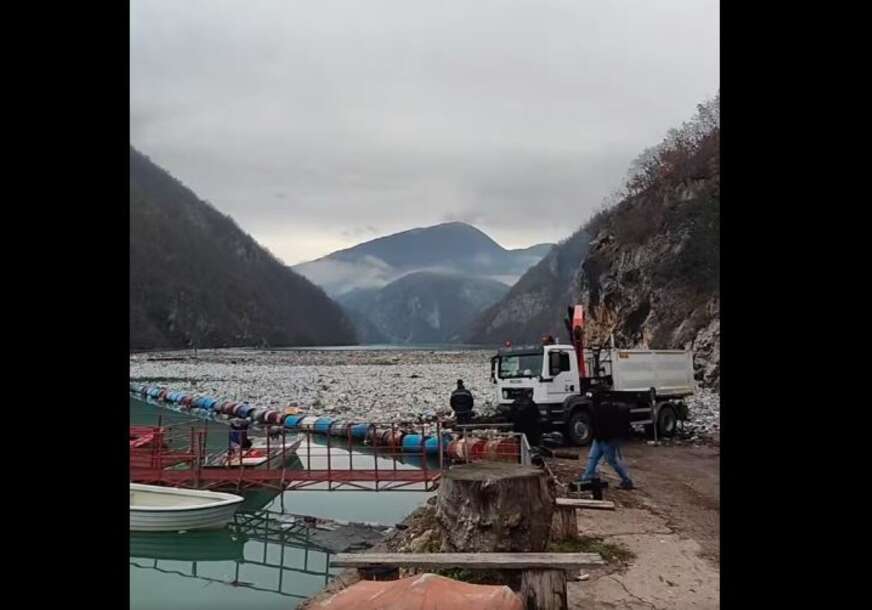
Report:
131,0,719,265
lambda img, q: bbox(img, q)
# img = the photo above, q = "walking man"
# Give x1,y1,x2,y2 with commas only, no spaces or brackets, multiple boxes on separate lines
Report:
579,397,634,490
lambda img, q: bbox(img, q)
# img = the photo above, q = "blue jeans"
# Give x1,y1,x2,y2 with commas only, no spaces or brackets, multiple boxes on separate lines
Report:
580,439,632,485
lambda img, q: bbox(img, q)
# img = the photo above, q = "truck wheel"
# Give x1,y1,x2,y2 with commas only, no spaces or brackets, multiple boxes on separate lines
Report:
565,410,593,446
657,404,677,438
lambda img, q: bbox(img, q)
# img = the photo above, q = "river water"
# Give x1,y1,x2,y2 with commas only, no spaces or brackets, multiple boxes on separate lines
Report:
130,397,432,609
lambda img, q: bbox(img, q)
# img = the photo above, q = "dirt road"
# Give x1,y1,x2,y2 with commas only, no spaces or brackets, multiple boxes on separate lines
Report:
547,440,720,608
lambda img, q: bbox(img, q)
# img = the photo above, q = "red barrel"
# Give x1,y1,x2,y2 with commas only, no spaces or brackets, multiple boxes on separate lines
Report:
469,439,488,460
483,440,503,461
388,430,406,448
493,438,519,462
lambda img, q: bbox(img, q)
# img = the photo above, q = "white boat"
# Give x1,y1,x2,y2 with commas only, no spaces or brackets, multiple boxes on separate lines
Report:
208,433,304,468
130,483,244,532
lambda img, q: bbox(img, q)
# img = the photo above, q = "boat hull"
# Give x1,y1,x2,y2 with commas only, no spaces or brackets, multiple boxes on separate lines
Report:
130,483,244,532
130,503,242,531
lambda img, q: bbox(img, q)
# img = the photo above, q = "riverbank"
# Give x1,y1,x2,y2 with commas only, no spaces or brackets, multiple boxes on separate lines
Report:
300,440,720,608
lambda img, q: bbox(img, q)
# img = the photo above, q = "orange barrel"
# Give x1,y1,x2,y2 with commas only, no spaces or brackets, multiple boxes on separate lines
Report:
446,440,460,459
455,437,470,460
447,438,470,461
366,426,381,444
494,438,519,462
378,429,393,445
469,439,488,460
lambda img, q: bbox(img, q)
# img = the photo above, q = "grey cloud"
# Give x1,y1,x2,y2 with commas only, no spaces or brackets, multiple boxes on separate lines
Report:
131,0,719,264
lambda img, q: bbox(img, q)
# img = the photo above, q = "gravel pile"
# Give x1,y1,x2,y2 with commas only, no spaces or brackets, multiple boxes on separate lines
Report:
130,348,499,423
681,388,720,440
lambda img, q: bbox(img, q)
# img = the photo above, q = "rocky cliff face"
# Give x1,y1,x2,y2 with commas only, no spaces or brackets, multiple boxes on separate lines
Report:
574,131,720,389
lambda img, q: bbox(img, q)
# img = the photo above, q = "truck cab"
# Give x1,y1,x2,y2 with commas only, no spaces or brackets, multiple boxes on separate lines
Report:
491,344,580,406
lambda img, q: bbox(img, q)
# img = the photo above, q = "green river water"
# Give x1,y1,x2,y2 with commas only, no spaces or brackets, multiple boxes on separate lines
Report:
130,397,432,609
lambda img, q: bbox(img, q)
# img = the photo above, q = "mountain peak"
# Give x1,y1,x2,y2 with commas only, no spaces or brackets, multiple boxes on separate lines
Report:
293,222,552,296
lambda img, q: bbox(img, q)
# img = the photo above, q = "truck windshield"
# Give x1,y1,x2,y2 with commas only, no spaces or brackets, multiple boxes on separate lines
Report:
498,354,542,379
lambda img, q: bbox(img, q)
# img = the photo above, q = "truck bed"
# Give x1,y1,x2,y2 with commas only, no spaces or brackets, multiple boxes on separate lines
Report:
586,349,695,396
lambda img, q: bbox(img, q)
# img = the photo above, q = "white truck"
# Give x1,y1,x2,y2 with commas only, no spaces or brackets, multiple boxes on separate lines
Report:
490,306,696,446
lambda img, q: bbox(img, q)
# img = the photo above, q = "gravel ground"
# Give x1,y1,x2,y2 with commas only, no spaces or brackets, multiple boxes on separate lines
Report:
130,348,720,437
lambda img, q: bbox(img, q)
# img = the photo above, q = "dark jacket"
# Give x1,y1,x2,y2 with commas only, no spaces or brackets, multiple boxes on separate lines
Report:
590,400,631,441
450,388,474,413
512,397,542,447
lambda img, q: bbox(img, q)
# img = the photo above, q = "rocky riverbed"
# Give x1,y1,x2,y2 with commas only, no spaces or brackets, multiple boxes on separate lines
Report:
129,348,720,437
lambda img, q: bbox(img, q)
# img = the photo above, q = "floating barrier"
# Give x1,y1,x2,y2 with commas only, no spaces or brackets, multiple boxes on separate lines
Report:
351,423,370,440
330,421,351,437
314,417,335,435
129,385,463,456
284,414,305,429
469,439,488,460
447,438,470,461
401,434,425,452
299,415,319,431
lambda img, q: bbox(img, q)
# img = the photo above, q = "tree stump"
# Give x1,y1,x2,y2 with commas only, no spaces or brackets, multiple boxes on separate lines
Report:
521,569,568,610
551,505,579,541
436,462,554,553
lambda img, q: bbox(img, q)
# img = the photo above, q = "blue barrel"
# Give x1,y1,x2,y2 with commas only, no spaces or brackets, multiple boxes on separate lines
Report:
351,423,370,440
284,414,306,428
202,398,216,410
402,434,426,452
236,404,255,418
425,435,448,455
314,417,335,435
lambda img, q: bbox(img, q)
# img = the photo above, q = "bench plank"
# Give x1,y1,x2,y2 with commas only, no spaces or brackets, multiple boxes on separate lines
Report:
331,552,604,569
556,498,615,510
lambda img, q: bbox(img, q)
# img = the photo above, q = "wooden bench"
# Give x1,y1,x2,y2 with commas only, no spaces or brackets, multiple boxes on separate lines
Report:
552,498,616,540
331,552,604,610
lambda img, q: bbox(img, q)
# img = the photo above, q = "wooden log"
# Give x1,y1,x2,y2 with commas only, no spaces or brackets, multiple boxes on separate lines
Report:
330,552,604,570
521,569,568,610
551,506,579,541
555,498,615,510
436,462,554,553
